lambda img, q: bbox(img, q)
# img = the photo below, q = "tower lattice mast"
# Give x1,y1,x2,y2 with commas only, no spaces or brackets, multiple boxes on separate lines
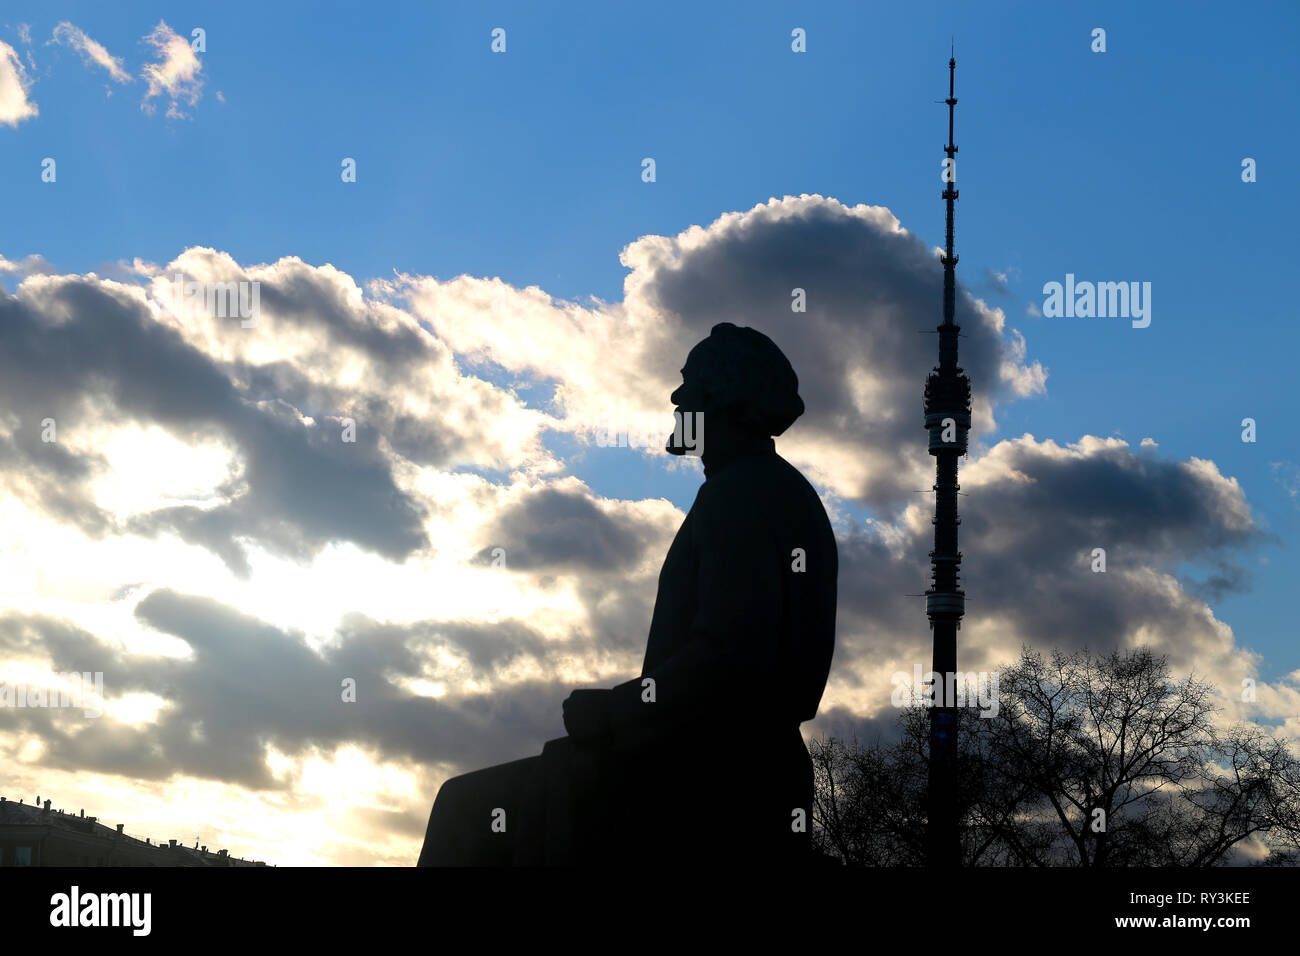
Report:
923,50,970,868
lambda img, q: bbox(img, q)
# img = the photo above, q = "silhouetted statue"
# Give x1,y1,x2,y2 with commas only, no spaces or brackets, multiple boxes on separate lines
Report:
418,322,838,865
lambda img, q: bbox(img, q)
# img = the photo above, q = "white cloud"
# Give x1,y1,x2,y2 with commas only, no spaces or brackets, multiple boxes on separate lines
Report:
140,21,202,118
0,253,53,275
51,22,132,84
388,195,1049,511
0,196,1284,865
0,40,38,127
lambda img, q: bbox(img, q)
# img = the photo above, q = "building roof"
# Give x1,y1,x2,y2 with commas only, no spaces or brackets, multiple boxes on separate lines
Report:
0,795,268,865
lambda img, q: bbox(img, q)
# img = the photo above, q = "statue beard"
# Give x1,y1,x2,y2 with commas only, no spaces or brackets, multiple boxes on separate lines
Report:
664,408,704,457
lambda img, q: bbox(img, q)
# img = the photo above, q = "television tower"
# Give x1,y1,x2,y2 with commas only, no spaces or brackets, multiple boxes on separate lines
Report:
922,50,970,868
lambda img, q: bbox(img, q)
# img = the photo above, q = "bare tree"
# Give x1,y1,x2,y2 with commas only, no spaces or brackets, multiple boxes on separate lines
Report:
810,724,926,865
812,647,1300,866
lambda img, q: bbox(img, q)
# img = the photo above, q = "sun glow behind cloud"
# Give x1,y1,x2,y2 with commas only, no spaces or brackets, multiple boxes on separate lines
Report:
0,193,1283,866
94,424,237,517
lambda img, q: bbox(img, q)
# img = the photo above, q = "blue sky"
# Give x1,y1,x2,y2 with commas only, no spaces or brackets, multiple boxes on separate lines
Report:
1,1,1298,863
11,0,1292,667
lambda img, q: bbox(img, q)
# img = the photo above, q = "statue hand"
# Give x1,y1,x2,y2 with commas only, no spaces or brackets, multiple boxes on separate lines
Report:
563,688,612,742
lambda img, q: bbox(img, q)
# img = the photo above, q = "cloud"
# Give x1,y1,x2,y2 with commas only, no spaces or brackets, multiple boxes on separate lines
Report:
140,21,202,118
813,434,1272,733
0,270,456,576
0,595,575,790
0,195,1283,865
1271,461,1300,505
474,479,669,574
390,195,1048,513
0,253,54,276
0,40,38,126
51,22,132,84
984,268,1010,294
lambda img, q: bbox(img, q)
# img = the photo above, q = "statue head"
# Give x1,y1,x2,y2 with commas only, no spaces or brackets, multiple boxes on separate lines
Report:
666,322,804,456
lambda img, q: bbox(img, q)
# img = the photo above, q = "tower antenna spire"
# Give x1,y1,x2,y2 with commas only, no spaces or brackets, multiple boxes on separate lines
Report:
923,49,970,868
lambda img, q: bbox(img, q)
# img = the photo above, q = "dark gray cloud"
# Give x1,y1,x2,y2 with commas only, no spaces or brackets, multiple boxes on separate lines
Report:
806,706,908,751
231,360,456,468
823,437,1270,713
474,485,665,573
624,197,1043,510
1182,560,1251,604
5,426,1259,794
983,267,1011,295
959,441,1268,659
251,265,431,367
0,593,573,789
0,277,430,575
0,201,1277,836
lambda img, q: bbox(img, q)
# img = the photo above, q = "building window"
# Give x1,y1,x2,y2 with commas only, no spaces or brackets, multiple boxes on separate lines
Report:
15,846,31,866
